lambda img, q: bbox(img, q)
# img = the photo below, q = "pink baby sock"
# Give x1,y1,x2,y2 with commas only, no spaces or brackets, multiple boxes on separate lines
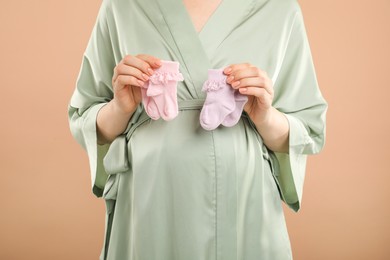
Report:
222,90,248,127
200,69,236,131
140,86,160,120
145,60,183,121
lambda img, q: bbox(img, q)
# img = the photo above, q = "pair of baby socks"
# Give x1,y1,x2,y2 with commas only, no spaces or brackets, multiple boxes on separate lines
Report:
141,60,184,121
141,62,247,129
199,69,248,131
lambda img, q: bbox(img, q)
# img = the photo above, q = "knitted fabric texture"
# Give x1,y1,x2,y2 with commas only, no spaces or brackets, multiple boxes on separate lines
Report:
199,69,236,130
222,90,248,127
142,60,183,121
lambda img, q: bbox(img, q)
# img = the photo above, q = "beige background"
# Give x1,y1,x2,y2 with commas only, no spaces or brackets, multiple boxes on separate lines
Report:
0,0,389,259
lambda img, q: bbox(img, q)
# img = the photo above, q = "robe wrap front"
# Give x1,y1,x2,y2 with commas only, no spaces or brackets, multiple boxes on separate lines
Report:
68,0,328,259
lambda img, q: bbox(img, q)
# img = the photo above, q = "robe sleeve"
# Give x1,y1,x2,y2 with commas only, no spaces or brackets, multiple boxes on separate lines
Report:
67,0,116,197
269,8,328,212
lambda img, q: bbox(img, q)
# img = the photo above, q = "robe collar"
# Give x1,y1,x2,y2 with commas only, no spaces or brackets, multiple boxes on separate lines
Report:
136,0,256,98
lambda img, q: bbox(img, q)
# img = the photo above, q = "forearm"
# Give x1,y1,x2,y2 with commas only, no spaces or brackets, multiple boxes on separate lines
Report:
96,100,137,145
253,107,290,153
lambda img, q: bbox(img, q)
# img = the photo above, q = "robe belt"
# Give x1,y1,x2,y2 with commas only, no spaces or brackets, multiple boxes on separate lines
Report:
103,99,206,175
177,99,205,110
102,98,273,176
102,98,272,176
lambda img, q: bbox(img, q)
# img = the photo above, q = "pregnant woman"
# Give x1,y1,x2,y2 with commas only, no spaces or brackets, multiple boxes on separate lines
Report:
68,0,328,259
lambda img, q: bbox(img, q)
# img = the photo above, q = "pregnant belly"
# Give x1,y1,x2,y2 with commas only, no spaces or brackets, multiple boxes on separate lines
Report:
128,109,262,173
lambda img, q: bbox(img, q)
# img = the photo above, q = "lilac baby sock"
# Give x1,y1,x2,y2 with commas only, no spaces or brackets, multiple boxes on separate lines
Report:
222,90,248,127
145,60,183,121
200,69,236,130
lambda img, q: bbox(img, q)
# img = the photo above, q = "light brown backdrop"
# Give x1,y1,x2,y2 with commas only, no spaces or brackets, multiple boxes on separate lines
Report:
0,0,389,259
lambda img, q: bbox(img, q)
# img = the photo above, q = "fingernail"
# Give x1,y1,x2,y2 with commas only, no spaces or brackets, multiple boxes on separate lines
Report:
240,88,247,93
142,73,149,80
232,81,240,88
227,75,234,83
224,67,232,74
138,80,144,86
147,68,154,75
155,60,162,66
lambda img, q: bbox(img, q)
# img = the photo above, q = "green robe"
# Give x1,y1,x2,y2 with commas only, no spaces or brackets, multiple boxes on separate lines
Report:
68,0,328,259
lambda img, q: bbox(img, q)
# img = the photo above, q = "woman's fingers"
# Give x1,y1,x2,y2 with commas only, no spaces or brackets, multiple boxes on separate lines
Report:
223,63,252,75
239,87,272,106
122,54,156,76
227,66,268,83
136,54,162,68
224,64,273,94
230,76,263,89
113,54,161,87
114,75,145,91
111,53,162,111
231,76,274,96
114,64,149,83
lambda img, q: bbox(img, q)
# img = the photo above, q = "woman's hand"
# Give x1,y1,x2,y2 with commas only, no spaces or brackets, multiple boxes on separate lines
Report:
96,54,161,144
223,63,274,125
224,63,290,153
112,54,162,114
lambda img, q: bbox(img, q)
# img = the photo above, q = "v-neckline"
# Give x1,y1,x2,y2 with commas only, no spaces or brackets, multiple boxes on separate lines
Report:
156,0,254,98
182,0,225,36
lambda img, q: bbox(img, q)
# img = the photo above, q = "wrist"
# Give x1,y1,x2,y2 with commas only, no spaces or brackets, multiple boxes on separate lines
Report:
111,98,137,118
251,107,274,128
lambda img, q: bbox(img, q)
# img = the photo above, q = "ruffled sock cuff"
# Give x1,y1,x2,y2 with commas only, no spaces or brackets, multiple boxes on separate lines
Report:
149,60,184,84
202,69,227,92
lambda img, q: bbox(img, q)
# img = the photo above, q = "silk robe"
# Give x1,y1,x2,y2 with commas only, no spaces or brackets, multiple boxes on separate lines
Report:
68,0,328,259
